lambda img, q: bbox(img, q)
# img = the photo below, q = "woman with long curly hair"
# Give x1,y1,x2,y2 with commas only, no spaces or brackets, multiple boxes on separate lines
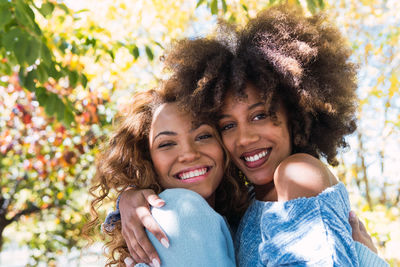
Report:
88,87,249,267
114,4,389,267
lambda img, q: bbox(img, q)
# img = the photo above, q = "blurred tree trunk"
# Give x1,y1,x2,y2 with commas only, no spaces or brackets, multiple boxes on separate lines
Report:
357,132,372,209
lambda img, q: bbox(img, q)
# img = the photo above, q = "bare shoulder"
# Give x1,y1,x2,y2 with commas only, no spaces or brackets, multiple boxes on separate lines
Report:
274,153,338,201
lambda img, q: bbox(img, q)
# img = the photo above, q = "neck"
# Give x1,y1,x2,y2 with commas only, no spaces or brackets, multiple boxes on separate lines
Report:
254,181,277,201
206,193,215,208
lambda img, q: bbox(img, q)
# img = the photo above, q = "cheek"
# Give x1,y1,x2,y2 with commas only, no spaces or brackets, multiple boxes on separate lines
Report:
151,152,169,176
221,134,235,154
205,143,225,168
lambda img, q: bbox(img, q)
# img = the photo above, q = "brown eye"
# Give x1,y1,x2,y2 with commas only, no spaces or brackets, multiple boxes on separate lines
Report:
253,113,267,121
219,123,235,132
197,133,212,140
158,142,175,148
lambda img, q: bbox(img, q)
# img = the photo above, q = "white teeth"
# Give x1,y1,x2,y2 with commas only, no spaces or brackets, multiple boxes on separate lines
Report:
178,168,207,180
244,150,268,162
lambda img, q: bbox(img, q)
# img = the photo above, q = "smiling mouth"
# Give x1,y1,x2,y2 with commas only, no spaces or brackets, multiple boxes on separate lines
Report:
240,148,271,168
174,167,210,180
242,148,270,162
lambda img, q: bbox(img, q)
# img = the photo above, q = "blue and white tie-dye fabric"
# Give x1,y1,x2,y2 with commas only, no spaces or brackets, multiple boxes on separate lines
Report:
235,182,358,267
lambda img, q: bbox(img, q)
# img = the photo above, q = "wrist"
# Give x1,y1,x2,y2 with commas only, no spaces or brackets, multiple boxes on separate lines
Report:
117,185,136,210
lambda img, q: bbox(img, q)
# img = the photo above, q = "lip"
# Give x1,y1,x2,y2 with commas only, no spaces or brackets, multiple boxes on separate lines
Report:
240,148,271,169
173,165,211,183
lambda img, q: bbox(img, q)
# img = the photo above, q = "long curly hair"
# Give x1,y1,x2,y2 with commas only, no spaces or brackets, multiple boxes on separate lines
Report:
87,87,248,266
173,4,358,166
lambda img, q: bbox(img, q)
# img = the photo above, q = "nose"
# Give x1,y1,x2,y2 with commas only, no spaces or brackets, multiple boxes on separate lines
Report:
178,142,200,163
236,127,259,147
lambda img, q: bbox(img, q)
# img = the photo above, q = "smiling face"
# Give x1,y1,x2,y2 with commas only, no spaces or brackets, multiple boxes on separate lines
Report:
149,103,224,206
218,83,292,188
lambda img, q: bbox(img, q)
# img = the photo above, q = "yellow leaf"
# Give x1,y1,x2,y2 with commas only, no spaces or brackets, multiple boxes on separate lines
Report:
377,75,385,85
388,72,399,97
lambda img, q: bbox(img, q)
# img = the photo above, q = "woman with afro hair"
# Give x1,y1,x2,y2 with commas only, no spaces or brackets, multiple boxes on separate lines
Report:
105,4,389,267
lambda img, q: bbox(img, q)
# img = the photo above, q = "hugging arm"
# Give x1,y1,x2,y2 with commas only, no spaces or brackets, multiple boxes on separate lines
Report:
118,188,168,266
122,189,236,267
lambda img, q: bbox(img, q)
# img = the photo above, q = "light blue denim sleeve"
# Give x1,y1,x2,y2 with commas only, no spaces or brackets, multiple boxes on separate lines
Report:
355,242,389,267
134,188,236,267
258,182,359,267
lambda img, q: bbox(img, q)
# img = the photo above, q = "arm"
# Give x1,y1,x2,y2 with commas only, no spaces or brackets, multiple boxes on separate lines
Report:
349,211,389,267
115,188,169,266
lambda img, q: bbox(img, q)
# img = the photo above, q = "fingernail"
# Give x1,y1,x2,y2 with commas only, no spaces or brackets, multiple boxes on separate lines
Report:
161,238,169,248
349,211,356,220
156,199,165,206
152,258,160,267
124,257,134,267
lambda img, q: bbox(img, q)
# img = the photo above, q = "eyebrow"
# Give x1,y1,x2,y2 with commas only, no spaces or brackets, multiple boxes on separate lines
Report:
153,131,177,142
152,123,208,142
190,122,206,132
219,102,266,119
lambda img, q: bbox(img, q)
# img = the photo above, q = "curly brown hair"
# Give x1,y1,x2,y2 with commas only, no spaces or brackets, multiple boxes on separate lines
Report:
170,4,358,166
87,87,248,266
227,4,358,166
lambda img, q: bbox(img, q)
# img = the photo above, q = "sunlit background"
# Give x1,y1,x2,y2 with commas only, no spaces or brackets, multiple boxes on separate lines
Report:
0,0,399,266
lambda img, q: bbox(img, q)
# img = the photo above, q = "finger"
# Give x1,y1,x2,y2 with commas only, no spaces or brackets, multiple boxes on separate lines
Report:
348,211,363,242
134,226,162,266
122,227,151,264
137,206,169,248
358,218,368,234
348,211,359,234
124,257,135,267
142,190,165,208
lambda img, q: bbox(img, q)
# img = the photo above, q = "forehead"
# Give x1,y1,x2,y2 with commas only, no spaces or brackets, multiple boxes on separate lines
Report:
151,103,192,130
223,83,264,110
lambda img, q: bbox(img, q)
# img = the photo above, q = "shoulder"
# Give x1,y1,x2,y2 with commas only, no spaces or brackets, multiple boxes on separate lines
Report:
274,153,338,201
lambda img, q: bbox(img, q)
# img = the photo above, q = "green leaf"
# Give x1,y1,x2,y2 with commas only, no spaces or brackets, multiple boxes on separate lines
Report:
145,45,154,61
35,87,48,106
14,0,42,35
241,4,248,12
45,62,61,80
57,3,70,14
131,44,139,60
25,37,40,65
24,69,37,91
44,93,58,115
14,34,29,66
36,64,48,83
40,42,53,66
80,73,88,88
2,27,22,51
306,0,316,14
153,41,164,49
55,99,64,121
210,0,218,15
39,2,55,18
196,0,206,8
68,70,79,88
63,106,75,125
221,0,227,13
0,3,12,30
107,49,114,60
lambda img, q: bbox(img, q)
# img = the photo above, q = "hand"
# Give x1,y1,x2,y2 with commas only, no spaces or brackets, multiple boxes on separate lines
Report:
120,188,169,267
349,211,378,254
